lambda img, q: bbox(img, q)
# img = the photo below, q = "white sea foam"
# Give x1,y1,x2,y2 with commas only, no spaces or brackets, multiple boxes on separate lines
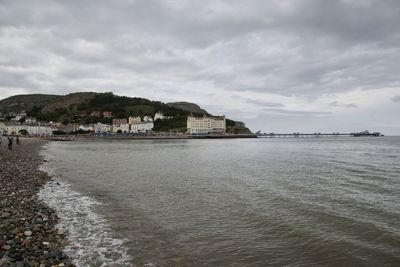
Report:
38,160,132,267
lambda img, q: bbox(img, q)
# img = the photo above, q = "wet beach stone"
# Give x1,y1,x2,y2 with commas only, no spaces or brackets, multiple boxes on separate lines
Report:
0,138,74,266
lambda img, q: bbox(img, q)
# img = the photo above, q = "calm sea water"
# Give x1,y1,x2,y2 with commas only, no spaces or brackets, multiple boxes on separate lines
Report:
40,137,400,267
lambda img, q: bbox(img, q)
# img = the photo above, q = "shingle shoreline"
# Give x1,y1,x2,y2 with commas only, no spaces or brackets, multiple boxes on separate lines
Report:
0,138,73,267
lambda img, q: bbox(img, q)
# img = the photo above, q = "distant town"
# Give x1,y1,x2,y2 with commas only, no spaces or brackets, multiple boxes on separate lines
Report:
0,110,384,139
0,92,254,138
0,92,384,139
0,110,235,137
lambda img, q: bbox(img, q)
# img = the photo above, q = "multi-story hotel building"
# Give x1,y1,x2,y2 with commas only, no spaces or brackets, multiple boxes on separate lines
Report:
187,115,226,135
3,124,54,136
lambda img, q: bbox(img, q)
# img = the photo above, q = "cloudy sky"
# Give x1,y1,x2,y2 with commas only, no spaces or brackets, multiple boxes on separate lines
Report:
1,0,400,134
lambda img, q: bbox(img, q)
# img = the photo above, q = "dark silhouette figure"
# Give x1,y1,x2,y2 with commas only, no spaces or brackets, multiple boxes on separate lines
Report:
16,136,20,145
8,136,13,150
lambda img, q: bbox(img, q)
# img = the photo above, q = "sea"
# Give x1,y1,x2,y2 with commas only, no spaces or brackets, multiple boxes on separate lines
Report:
38,137,400,267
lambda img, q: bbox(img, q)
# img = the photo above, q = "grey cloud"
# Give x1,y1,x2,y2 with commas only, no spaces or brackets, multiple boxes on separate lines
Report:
0,68,52,89
282,1,400,45
0,69,33,88
241,98,284,108
262,108,331,117
392,95,400,103
2,1,400,98
330,101,357,108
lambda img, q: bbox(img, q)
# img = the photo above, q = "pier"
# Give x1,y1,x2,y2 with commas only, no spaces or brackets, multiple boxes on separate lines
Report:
257,131,383,138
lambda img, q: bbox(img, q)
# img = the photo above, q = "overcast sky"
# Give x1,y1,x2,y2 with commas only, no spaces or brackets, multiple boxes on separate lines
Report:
1,0,400,134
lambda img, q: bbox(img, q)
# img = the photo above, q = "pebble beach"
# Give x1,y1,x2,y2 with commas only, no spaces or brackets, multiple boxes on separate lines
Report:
0,138,73,267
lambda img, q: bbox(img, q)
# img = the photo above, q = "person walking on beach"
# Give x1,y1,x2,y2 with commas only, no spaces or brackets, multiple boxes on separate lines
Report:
16,135,20,145
8,136,13,150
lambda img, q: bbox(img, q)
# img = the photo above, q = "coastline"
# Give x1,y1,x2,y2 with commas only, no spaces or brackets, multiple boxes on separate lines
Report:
0,138,73,266
58,133,258,141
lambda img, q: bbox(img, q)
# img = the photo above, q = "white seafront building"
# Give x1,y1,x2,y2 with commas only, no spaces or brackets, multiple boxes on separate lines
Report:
154,112,173,121
154,112,164,121
143,115,153,123
130,122,154,133
187,115,226,135
79,125,95,132
25,125,54,136
129,115,154,133
94,123,111,134
112,118,129,133
112,123,130,133
3,124,54,136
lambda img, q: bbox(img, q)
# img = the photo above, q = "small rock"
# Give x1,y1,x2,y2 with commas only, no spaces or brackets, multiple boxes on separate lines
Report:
22,239,31,247
0,212,10,218
0,255,12,266
57,228,65,235
24,230,32,236
1,245,11,250
12,227,22,235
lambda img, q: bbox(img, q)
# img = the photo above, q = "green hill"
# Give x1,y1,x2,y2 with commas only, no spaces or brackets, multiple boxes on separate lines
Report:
0,92,208,130
167,102,208,114
0,92,252,133
0,94,62,112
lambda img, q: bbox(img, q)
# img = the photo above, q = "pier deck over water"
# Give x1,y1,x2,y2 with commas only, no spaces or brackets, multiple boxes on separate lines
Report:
45,132,383,140
257,132,383,138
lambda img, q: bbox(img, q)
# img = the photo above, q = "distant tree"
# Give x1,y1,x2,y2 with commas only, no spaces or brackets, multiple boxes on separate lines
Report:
226,119,235,127
37,108,68,122
153,115,188,132
18,129,29,135
5,115,14,121
53,130,67,135
27,106,42,117
71,129,90,135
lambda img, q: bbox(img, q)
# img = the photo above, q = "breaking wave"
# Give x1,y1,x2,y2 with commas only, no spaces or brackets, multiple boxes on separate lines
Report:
38,161,132,267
